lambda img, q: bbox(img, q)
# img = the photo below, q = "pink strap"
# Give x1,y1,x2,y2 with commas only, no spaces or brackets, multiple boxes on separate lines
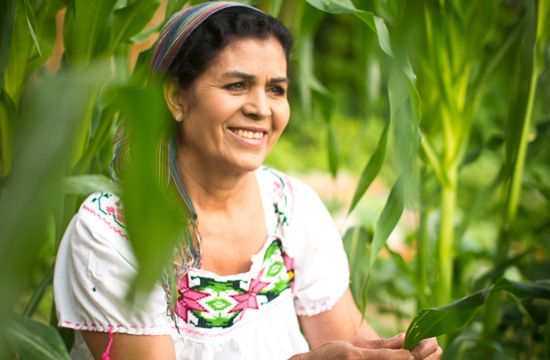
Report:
102,324,114,360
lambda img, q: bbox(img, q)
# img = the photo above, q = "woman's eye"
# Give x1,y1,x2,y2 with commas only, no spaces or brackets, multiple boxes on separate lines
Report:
225,82,246,91
269,86,287,96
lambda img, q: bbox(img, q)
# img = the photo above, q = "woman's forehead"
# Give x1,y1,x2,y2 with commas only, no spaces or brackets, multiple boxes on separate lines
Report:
205,37,288,79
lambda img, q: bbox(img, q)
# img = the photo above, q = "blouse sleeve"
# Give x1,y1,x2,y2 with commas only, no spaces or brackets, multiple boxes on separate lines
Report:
53,192,173,335
289,181,350,317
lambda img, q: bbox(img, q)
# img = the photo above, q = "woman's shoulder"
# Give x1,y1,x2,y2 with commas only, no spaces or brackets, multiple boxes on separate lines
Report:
73,191,129,242
257,166,318,203
257,166,327,232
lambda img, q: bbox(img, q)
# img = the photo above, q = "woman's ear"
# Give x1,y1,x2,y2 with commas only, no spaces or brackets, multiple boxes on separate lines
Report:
163,80,185,120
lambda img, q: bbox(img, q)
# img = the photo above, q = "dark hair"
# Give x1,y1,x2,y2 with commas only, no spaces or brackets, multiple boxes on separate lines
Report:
166,7,293,92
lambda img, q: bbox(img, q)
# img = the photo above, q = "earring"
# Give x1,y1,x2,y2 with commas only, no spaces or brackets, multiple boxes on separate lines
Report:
176,114,182,122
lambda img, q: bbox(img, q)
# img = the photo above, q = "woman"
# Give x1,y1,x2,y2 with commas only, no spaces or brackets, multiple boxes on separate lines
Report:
54,2,442,359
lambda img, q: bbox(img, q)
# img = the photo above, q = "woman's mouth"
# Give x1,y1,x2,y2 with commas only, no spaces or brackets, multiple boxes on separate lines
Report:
229,128,265,139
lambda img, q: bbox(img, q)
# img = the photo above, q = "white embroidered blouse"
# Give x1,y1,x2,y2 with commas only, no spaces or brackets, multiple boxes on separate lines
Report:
54,166,350,360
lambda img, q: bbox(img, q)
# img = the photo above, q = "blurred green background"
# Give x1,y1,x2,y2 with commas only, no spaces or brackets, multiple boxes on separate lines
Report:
1,0,549,359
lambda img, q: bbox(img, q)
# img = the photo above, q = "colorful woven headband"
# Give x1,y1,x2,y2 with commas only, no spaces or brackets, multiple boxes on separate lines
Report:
151,1,262,76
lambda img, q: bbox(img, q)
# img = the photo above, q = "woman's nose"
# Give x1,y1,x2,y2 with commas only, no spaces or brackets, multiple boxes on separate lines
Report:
242,89,271,120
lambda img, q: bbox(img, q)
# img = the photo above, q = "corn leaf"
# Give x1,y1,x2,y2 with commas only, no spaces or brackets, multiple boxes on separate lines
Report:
0,90,17,176
347,121,389,215
165,0,187,20
404,279,550,350
305,0,357,14
23,0,42,58
63,174,121,196
353,12,393,58
0,0,16,90
118,84,184,302
63,0,118,65
326,123,339,179
0,68,101,354
102,0,161,57
7,313,70,360
369,174,406,268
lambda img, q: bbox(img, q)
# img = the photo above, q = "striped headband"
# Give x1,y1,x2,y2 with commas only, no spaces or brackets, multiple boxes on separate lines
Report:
151,1,262,76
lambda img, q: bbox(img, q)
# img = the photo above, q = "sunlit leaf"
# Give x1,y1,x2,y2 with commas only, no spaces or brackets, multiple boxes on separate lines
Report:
23,0,42,57
354,12,393,57
7,313,70,360
369,174,405,268
63,174,121,196
347,122,389,215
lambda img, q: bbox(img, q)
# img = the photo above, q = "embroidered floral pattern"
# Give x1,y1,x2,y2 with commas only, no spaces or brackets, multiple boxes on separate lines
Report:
175,240,294,329
263,167,293,233
90,192,125,228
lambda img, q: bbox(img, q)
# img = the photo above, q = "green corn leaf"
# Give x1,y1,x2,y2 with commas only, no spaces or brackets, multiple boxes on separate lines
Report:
0,67,104,333
0,0,16,90
23,263,55,317
0,89,17,176
165,0,187,20
305,0,357,14
353,12,393,58
7,313,70,360
306,0,393,59
326,123,339,179
63,0,118,65
404,287,491,350
23,0,42,58
102,0,161,57
72,104,117,175
347,121,389,216
492,278,550,300
130,23,162,44
63,174,121,196
404,279,550,350
118,83,184,303
369,174,406,268
385,244,427,307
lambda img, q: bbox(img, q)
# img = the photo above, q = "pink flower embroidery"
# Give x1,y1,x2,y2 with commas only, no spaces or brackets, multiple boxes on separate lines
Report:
230,268,269,317
105,206,115,214
176,274,209,323
114,202,124,223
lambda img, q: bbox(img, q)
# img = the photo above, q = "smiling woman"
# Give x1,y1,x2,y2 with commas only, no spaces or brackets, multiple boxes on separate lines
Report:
52,2,441,360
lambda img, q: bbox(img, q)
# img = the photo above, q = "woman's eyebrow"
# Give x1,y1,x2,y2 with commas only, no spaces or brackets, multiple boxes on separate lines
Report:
222,71,289,84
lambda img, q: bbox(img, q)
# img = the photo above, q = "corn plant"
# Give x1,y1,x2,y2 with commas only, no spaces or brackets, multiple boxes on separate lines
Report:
1,0,549,359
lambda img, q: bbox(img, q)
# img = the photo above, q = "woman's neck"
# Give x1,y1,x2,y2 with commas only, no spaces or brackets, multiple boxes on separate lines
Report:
176,149,257,214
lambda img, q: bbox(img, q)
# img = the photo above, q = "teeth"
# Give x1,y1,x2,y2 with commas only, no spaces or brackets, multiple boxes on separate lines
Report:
232,129,263,139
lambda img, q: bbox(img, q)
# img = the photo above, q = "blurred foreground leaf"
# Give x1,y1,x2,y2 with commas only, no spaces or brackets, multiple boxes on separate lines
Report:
0,66,105,352
404,279,550,349
6,313,70,360
118,84,184,303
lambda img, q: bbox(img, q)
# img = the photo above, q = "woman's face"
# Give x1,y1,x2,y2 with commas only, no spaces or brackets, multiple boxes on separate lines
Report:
173,36,290,175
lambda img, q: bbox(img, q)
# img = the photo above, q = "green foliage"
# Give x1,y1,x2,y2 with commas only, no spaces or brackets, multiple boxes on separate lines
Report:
0,0,549,359
6,313,70,360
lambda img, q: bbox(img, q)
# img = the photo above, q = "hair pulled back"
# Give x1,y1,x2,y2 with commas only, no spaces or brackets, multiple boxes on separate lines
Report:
165,7,293,92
